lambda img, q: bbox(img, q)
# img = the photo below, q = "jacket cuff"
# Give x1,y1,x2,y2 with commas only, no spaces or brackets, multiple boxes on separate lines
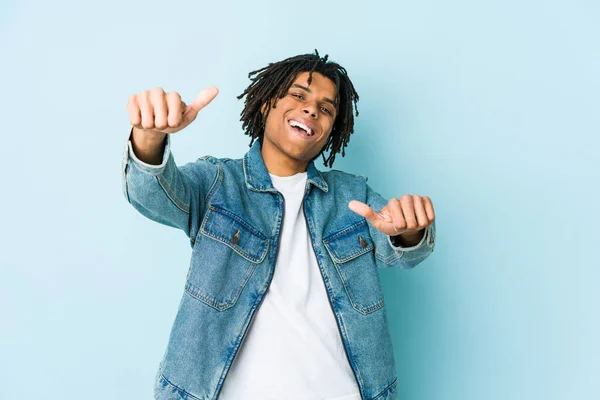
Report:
124,126,171,176
388,224,431,251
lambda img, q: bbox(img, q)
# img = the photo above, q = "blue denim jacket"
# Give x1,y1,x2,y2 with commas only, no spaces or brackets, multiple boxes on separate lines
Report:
121,129,436,400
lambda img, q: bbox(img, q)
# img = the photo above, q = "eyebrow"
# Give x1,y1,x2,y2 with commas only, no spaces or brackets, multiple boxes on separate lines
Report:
290,84,337,108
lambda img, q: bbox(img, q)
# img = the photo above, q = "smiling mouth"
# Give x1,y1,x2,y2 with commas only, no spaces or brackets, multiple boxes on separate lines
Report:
288,119,315,138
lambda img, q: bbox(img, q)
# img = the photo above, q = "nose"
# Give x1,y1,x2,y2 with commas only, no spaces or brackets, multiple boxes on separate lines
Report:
302,103,317,118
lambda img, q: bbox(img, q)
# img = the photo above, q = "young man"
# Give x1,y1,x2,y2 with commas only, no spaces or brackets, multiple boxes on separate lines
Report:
122,50,436,400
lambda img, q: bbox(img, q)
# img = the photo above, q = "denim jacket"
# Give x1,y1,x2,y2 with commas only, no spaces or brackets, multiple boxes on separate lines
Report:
121,129,436,400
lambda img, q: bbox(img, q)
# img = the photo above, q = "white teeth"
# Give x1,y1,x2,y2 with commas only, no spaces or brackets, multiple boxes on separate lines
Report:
290,120,313,136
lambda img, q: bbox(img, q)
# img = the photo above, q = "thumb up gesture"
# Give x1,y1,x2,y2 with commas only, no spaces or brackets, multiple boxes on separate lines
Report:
348,194,435,243
127,86,219,135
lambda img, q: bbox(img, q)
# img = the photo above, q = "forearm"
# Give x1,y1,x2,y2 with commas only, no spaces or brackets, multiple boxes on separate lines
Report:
130,126,167,165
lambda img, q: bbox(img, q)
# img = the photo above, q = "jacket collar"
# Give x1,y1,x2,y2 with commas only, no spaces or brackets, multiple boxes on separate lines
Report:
243,137,328,193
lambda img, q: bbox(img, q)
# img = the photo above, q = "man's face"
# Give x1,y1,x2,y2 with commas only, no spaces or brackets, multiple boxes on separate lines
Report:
261,71,338,174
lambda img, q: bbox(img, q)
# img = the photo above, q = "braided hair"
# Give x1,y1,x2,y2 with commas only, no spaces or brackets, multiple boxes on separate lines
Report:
237,49,359,168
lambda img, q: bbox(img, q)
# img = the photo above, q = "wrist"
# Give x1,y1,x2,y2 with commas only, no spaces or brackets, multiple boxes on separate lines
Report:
391,228,425,247
132,126,167,144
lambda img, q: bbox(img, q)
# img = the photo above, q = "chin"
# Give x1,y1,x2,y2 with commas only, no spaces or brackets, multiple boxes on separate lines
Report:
284,149,311,163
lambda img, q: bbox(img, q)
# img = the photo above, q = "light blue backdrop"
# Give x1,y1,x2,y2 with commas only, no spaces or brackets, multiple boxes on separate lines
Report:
1,0,597,399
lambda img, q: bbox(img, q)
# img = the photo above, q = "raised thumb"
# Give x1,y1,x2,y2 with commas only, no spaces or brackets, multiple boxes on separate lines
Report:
348,200,376,221
183,86,219,123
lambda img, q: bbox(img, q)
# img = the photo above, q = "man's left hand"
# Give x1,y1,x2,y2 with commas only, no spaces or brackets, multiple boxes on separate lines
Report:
348,194,435,244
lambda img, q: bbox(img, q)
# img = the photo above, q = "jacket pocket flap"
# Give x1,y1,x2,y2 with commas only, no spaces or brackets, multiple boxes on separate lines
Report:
323,220,374,263
201,205,269,263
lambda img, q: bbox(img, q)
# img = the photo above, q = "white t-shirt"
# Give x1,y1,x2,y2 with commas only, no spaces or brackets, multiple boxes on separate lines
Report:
218,171,361,400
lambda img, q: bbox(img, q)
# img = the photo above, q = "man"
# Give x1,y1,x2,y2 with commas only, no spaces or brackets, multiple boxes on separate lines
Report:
123,50,436,400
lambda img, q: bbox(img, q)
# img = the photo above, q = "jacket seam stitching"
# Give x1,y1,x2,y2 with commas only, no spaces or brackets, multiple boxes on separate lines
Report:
371,377,398,399
190,164,221,247
332,261,384,315
199,208,269,264
323,220,368,242
184,260,257,311
203,164,221,210
158,373,203,400
376,250,402,264
200,227,269,263
327,244,374,264
208,205,268,240
156,175,190,214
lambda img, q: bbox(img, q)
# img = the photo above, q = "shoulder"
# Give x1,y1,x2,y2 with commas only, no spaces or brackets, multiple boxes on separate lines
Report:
321,168,369,184
178,154,243,180
193,155,243,168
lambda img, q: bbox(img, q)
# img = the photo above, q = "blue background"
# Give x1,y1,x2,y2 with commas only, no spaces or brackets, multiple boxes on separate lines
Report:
1,0,598,398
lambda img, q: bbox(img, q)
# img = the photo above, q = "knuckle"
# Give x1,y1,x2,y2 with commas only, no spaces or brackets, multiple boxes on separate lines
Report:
126,102,135,114
154,117,167,128
168,118,182,128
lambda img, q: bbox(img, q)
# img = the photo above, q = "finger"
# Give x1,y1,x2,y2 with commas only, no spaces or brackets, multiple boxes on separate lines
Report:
127,95,142,127
166,92,183,128
423,196,435,221
413,195,429,227
151,88,168,130
139,92,155,130
400,194,418,230
348,200,378,222
388,198,406,233
184,86,219,122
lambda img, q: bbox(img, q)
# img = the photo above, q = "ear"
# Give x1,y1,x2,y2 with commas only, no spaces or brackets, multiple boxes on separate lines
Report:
261,96,279,117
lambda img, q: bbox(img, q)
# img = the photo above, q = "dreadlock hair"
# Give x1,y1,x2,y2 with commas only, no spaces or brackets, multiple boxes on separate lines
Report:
237,49,359,168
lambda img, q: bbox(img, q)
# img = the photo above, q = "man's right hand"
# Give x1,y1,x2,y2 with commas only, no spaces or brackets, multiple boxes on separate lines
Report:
127,86,219,135
125,86,219,165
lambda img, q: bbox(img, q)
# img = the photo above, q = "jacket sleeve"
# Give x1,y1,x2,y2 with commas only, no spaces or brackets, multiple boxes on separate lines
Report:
364,181,436,269
121,127,219,246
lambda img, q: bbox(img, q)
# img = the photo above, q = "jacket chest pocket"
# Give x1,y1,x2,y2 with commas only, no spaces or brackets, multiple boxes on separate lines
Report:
323,220,384,315
186,205,269,311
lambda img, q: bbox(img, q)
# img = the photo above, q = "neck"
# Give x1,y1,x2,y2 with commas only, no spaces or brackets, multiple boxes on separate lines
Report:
260,139,309,177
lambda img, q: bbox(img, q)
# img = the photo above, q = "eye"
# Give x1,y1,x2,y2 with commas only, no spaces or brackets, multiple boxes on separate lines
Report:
291,93,304,100
321,106,332,115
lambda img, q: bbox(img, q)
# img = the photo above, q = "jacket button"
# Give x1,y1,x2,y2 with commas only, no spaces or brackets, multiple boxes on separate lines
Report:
232,229,240,245
359,235,368,248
